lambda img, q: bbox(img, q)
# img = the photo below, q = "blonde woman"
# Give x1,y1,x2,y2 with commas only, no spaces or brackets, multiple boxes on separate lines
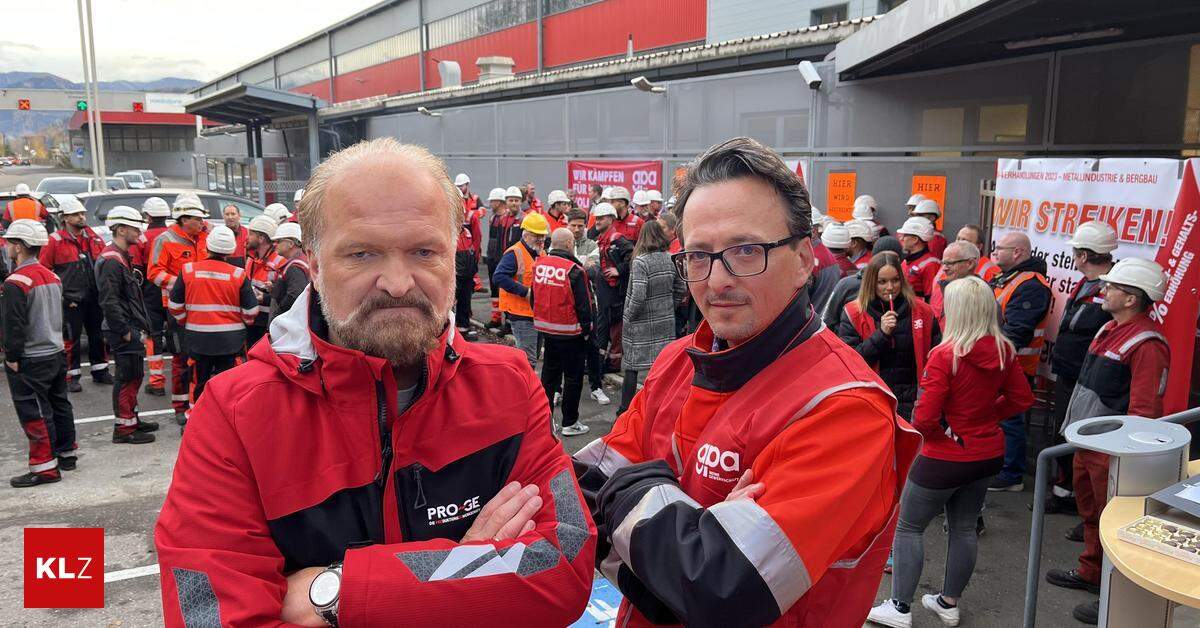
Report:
868,276,1034,628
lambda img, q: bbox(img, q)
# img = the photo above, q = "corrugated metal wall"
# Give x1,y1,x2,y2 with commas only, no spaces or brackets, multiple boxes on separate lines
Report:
334,55,422,102
542,0,706,68
424,22,540,89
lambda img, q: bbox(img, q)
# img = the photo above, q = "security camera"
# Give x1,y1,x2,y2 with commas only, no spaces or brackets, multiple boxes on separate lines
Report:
417,106,442,117
798,61,822,90
631,76,666,94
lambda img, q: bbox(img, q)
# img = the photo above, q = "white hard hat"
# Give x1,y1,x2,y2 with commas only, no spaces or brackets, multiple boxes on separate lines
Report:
172,193,208,218
912,199,941,219
142,196,171,218
1066,220,1118,254
14,183,31,195
548,190,570,205
505,186,523,199
273,222,302,244
608,186,631,202
632,190,649,206
821,223,851,249
264,203,292,224
854,194,877,211
454,173,470,187
906,193,927,207
646,190,664,203
851,204,875,221
591,202,617,219
206,225,237,255
293,189,305,203
4,219,49,246
488,187,507,202
810,205,825,225
59,196,87,215
248,215,278,238
896,217,935,241
601,187,613,200
105,205,146,231
846,219,878,243
665,195,677,210
1100,258,1168,302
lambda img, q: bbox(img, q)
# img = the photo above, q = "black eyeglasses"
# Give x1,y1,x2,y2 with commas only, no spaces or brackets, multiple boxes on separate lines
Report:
671,235,800,282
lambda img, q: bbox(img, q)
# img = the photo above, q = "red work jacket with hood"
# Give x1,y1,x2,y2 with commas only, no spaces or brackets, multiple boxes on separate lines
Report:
155,286,596,627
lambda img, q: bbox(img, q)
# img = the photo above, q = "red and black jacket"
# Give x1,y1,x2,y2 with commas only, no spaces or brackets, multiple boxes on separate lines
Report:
1051,277,1111,380
486,212,520,264
155,286,596,627
95,244,151,340
39,226,105,304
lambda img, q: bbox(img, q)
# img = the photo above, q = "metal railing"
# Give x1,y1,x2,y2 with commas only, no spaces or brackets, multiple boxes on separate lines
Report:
1022,407,1200,628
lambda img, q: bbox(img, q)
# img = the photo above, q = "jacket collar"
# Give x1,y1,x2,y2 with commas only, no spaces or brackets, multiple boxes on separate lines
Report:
904,248,930,263
548,248,580,264
686,289,822,392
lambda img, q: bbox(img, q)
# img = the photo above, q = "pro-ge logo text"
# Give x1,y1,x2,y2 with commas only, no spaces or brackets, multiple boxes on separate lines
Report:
427,496,483,526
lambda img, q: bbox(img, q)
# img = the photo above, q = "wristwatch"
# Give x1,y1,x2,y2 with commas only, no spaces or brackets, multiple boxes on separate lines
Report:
308,562,342,627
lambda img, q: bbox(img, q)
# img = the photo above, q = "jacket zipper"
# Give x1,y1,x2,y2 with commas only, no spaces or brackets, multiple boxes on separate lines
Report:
412,464,427,509
380,360,430,541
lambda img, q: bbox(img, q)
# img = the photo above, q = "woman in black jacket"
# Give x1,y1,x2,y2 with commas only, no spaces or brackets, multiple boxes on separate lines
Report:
837,251,940,419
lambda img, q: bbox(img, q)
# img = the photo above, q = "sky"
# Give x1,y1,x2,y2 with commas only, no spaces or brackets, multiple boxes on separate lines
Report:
0,0,381,83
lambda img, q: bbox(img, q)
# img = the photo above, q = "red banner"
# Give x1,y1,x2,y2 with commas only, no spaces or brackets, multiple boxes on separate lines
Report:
1152,160,1200,414
567,160,663,209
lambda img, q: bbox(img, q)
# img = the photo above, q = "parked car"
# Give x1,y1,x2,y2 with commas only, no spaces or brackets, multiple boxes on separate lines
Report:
131,169,160,188
35,176,127,205
75,188,268,242
18,158,30,166
114,171,147,189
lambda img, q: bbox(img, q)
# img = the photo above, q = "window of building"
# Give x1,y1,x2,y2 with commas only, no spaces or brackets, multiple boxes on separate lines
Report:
978,104,1029,143
101,125,194,153
543,0,600,16
877,0,906,13
279,60,331,90
336,29,421,75
811,4,848,26
426,0,536,50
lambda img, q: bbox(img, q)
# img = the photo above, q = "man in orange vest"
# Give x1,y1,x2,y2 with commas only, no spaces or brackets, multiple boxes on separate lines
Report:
268,223,309,321
573,137,919,627
148,193,208,425
929,241,982,323
167,225,257,429
531,227,593,437
131,197,172,395
988,231,1051,492
493,212,548,370
243,215,284,348
955,224,1001,282
2,183,53,231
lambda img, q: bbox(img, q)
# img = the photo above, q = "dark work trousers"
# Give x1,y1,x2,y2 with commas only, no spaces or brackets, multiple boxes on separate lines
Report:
189,353,239,411
167,318,191,413
143,298,167,391
619,369,640,414
245,325,268,351
455,273,475,330
486,260,501,299
63,299,107,380
6,353,75,477
585,338,603,392
107,331,145,436
541,334,587,427
1051,375,1077,494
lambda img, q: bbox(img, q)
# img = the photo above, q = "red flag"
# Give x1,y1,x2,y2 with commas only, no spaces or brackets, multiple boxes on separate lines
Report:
1151,159,1200,414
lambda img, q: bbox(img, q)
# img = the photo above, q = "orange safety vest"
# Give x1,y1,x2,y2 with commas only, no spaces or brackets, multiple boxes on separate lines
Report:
171,259,254,333
995,271,1051,376
976,258,1001,282
149,224,208,306
498,242,536,317
6,197,44,221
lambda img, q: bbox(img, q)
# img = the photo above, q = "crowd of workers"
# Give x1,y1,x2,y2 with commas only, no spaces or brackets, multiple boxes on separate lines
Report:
2,185,310,487
0,133,1178,627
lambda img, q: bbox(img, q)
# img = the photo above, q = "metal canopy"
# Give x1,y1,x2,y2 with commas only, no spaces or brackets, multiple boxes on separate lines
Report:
836,0,1200,80
184,83,324,126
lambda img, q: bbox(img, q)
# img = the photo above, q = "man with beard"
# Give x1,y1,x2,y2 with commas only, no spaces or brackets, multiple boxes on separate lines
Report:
155,138,595,627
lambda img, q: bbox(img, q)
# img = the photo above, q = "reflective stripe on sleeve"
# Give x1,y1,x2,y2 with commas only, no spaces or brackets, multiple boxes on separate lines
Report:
611,483,699,566
708,499,811,614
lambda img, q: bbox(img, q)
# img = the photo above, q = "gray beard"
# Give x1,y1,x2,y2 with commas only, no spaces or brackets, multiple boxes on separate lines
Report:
319,292,446,367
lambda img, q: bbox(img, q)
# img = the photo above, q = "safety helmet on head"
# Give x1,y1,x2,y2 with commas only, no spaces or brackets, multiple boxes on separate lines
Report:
273,222,302,244
646,190,664,203
14,183,31,195
105,206,147,232
172,193,208,219
206,225,237,255
142,196,171,218
248,215,278,239
591,202,617,219
632,190,648,206
548,190,570,205
664,195,677,211
600,187,613,200
505,186,523,200
821,223,851,249
59,196,87,215
520,212,550,236
1100,258,1168,302
454,173,470,187
852,204,876,221
4,219,49,247
896,217,935,241
854,195,877,211
846,219,878,243
1066,220,1118,254
906,194,927,207
912,199,941,219
264,203,292,224
608,186,630,202
487,187,506,202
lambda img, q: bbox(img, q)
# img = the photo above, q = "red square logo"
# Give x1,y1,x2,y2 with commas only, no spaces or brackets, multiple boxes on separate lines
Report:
24,528,104,608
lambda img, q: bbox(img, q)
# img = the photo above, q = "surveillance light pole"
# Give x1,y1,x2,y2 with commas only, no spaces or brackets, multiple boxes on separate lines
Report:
76,0,106,185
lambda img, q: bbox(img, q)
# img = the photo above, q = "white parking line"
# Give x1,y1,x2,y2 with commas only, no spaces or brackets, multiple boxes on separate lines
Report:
76,408,175,425
105,563,160,583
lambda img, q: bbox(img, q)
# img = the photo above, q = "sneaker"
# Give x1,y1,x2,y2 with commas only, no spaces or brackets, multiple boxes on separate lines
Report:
57,456,77,471
988,477,1024,492
112,430,156,444
1066,522,1084,542
1072,599,1099,625
562,423,590,436
10,471,61,488
590,388,611,405
67,378,83,393
92,369,114,385
136,419,160,433
921,594,960,627
866,600,911,628
1045,568,1100,594
144,384,166,396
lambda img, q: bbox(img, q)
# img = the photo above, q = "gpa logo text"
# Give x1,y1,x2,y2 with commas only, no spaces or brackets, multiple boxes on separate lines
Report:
24,527,104,608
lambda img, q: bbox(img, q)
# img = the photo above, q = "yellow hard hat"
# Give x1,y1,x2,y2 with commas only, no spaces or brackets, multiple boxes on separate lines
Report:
520,211,550,236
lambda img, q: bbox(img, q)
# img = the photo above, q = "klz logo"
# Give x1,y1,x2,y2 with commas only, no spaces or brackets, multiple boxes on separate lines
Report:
695,443,740,484
534,265,568,285
24,527,104,608
427,496,483,526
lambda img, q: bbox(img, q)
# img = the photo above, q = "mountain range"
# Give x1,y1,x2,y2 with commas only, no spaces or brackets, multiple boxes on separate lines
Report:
0,72,201,93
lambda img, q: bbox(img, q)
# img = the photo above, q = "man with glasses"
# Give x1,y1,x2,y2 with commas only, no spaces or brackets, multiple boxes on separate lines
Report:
573,137,919,627
955,224,1001,282
988,232,1052,493
929,241,980,323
